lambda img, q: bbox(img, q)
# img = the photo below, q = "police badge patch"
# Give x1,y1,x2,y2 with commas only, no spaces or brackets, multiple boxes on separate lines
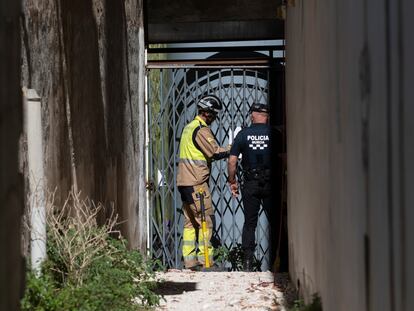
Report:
247,135,269,150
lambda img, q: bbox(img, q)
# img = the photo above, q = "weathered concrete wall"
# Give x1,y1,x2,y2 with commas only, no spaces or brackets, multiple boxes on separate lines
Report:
286,0,413,310
402,3,414,310
0,1,24,310
21,0,146,251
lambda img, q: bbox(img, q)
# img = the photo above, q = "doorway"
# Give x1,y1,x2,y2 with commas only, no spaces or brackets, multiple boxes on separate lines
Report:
146,50,286,271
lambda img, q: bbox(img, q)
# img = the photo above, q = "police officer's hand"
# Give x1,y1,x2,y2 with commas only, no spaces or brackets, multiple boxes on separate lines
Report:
229,181,239,197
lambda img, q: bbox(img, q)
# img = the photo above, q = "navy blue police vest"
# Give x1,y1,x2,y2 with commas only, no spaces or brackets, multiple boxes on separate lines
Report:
229,123,271,171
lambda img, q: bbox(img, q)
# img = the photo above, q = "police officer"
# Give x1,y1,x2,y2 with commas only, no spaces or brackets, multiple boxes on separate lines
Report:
177,95,230,270
227,103,275,271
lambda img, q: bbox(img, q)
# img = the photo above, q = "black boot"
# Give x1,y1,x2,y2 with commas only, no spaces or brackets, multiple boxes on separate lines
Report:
242,255,254,272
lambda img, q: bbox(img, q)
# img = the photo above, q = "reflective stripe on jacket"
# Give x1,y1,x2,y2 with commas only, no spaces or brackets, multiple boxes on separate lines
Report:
179,116,209,164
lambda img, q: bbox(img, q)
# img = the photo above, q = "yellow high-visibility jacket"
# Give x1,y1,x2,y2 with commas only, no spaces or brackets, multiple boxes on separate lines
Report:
177,116,229,186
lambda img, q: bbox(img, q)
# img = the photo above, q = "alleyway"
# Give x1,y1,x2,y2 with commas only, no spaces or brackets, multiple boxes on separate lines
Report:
2,1,414,310
155,271,294,311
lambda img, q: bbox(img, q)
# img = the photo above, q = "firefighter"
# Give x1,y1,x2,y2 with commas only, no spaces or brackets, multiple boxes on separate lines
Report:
177,95,230,270
227,103,277,271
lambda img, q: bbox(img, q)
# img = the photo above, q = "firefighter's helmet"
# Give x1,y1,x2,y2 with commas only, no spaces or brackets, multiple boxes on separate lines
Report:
197,95,223,114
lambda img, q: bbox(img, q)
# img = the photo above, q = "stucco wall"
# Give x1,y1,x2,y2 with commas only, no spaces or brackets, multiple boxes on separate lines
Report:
0,2,24,310
286,0,413,310
21,0,146,251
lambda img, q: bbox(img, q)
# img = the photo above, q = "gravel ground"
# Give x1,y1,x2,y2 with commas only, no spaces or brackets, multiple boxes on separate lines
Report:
155,270,296,311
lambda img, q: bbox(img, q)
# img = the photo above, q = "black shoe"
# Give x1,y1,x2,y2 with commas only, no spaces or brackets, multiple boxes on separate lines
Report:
188,263,203,271
201,264,226,272
243,258,253,272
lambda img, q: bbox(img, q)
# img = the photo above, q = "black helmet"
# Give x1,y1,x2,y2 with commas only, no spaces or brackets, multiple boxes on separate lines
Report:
197,95,223,113
249,103,269,113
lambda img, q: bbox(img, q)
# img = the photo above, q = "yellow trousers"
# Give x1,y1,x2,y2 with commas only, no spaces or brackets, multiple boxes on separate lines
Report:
180,183,214,268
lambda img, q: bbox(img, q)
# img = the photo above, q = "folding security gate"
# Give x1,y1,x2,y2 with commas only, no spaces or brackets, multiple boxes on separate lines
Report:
146,63,279,271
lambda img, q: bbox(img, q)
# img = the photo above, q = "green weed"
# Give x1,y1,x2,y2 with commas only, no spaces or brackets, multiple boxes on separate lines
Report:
21,190,160,310
289,293,322,311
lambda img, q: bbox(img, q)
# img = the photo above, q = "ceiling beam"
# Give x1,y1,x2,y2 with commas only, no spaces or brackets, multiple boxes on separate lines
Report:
146,0,284,43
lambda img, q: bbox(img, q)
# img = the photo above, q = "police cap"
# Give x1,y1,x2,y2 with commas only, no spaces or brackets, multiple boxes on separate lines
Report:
249,103,269,113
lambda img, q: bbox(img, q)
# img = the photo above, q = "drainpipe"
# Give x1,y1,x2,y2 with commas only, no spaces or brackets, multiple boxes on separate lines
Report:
144,51,151,255
23,88,46,274
137,15,147,254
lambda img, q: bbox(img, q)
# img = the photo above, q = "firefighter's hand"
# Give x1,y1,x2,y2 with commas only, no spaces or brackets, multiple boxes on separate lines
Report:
228,181,239,197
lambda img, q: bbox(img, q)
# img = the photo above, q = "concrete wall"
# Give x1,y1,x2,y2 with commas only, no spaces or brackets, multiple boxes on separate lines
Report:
286,0,413,310
21,0,146,251
0,1,24,310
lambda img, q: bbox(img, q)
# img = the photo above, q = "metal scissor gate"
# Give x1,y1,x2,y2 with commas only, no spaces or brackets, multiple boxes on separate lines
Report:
146,62,278,271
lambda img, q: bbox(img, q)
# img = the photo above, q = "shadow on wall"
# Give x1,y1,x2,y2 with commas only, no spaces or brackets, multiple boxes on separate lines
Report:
60,0,107,207
59,0,138,242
